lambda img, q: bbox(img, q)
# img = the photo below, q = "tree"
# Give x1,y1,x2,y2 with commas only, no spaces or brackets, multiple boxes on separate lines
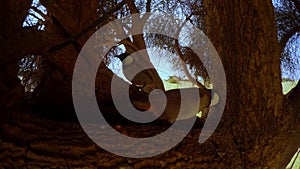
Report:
0,0,299,168
202,0,297,168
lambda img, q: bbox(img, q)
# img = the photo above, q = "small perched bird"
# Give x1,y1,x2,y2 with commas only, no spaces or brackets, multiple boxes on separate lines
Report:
115,53,132,64
115,52,164,93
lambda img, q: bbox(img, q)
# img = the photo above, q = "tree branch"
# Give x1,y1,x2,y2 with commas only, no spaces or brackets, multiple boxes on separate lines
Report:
279,26,300,54
31,6,47,19
49,1,126,52
146,0,151,12
0,1,126,67
126,0,139,14
174,39,206,89
173,14,207,89
0,28,58,67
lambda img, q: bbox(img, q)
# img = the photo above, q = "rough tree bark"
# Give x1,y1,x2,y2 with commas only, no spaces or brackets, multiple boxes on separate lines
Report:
203,0,300,168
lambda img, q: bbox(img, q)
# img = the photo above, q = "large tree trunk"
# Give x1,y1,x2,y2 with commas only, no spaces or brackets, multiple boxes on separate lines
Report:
203,0,299,168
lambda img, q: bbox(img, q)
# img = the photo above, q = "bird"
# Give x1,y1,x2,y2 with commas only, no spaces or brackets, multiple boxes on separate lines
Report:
115,52,165,93
115,53,132,63
132,87,219,123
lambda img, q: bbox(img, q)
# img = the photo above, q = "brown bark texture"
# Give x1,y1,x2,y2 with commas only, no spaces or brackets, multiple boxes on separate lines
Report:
203,0,300,168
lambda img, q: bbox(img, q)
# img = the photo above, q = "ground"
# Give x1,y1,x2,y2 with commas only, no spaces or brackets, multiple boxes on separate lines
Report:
0,111,228,169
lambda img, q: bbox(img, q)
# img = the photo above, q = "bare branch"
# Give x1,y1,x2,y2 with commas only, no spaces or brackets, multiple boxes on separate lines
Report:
279,26,300,54
31,6,47,19
172,14,207,89
120,38,140,52
126,0,139,14
174,39,206,89
146,0,151,12
28,13,43,22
